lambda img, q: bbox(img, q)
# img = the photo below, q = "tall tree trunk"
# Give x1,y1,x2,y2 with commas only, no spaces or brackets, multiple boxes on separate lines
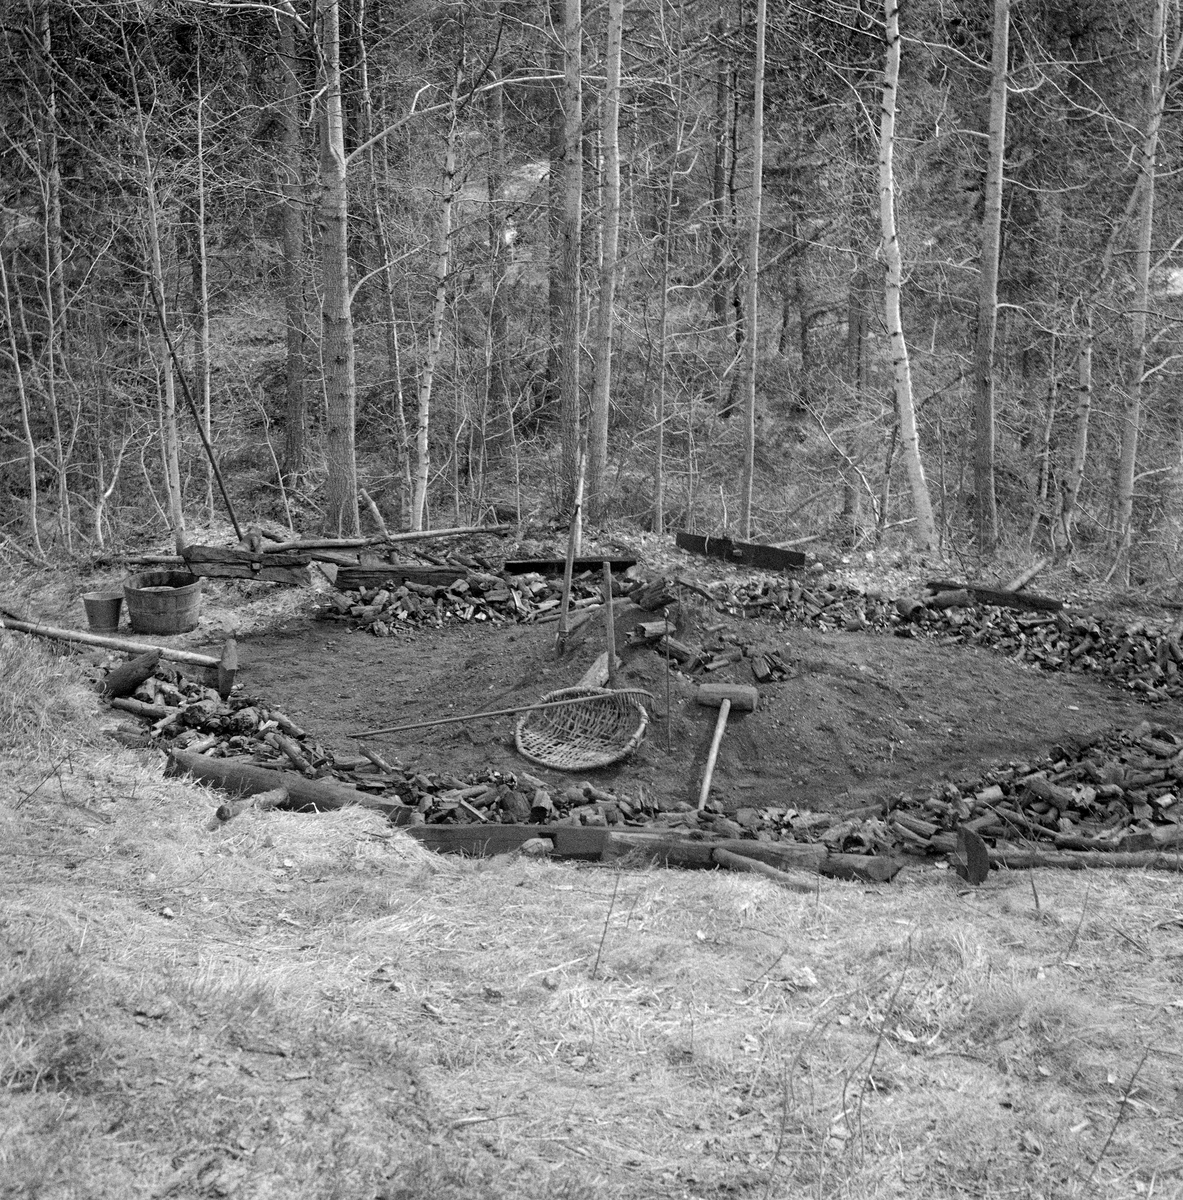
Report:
1059,307,1092,553
709,12,729,330
587,0,623,522
559,0,583,505
192,43,214,522
1113,0,1168,582
738,0,766,540
0,252,43,556
279,7,308,488
39,0,70,549
319,0,360,537
546,0,565,406
485,66,511,460
123,21,184,547
878,0,937,551
972,0,1008,554
411,66,462,531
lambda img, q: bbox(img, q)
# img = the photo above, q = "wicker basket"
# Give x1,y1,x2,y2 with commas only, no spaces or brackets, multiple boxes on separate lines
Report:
514,686,652,771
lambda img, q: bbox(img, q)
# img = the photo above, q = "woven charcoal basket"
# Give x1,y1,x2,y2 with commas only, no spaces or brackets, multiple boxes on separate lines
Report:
514,686,652,771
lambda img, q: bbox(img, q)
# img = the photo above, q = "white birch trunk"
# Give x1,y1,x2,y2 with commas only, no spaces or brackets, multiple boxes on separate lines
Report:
972,0,1008,553
879,0,937,551
1114,0,1168,581
411,69,461,531
587,0,623,522
319,0,360,536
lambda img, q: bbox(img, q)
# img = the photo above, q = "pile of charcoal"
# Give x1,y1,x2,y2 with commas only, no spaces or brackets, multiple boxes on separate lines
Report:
314,569,626,634
690,575,1183,702
880,720,1183,856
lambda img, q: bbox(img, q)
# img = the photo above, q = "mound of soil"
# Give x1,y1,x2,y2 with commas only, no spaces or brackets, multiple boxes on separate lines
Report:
236,601,1155,813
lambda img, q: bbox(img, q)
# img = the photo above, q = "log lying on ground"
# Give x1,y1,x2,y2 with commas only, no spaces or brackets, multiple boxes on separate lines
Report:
266,523,510,553
924,580,1062,613
603,830,902,882
930,832,1183,872
166,748,406,817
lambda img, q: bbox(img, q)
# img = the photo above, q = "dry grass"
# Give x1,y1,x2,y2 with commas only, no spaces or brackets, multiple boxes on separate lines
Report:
2,637,1182,1198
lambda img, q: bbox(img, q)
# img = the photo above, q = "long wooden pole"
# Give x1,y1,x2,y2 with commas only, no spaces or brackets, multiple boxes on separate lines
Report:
351,685,653,740
0,614,220,667
265,523,509,553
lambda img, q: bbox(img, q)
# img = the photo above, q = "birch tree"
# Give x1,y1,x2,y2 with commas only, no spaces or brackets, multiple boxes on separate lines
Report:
587,0,623,522
559,0,583,504
410,65,462,531
972,0,1008,554
878,0,936,551
1113,0,1169,581
319,0,360,537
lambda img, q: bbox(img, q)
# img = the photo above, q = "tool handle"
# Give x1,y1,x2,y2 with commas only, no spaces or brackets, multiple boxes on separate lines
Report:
696,697,731,810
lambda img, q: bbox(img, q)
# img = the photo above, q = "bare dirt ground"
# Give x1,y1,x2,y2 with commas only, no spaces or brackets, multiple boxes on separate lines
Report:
238,601,1157,813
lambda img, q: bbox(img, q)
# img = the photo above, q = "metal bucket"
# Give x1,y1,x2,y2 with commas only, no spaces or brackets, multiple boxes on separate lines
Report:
82,591,124,633
123,571,203,635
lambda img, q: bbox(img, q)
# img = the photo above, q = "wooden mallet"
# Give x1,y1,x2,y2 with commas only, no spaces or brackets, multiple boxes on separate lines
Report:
695,682,759,810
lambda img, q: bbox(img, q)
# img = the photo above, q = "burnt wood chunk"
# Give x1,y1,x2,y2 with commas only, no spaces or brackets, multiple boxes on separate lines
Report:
102,649,162,698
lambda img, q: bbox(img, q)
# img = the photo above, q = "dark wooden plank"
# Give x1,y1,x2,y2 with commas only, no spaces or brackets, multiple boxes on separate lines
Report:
181,544,313,585
675,532,805,571
502,558,637,575
184,545,312,568
401,824,609,859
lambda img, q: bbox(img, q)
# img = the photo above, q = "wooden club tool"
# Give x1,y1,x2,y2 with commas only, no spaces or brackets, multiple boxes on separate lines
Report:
695,682,758,810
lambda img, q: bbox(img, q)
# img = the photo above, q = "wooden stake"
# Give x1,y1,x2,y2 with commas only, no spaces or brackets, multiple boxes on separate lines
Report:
602,560,617,688
555,451,586,654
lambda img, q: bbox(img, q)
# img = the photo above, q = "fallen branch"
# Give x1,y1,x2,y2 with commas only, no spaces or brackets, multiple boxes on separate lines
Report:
265,523,510,553
712,847,816,892
205,785,289,830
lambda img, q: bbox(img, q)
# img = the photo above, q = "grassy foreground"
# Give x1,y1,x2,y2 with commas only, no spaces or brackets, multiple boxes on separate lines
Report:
2,631,1181,1199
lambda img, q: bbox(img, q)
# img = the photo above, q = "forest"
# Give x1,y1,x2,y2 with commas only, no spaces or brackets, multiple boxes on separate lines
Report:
2,0,1182,582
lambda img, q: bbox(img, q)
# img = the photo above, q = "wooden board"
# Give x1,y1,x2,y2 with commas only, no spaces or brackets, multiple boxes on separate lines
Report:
181,545,312,586
400,824,609,860
335,564,466,591
675,532,806,571
502,558,637,575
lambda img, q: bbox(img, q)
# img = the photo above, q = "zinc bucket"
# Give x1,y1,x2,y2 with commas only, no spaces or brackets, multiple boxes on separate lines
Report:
123,571,203,635
82,591,124,633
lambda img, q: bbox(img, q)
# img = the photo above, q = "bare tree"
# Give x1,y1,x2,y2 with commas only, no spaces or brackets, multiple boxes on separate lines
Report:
319,0,360,536
972,0,1008,554
587,0,624,522
878,0,936,551
739,0,766,540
